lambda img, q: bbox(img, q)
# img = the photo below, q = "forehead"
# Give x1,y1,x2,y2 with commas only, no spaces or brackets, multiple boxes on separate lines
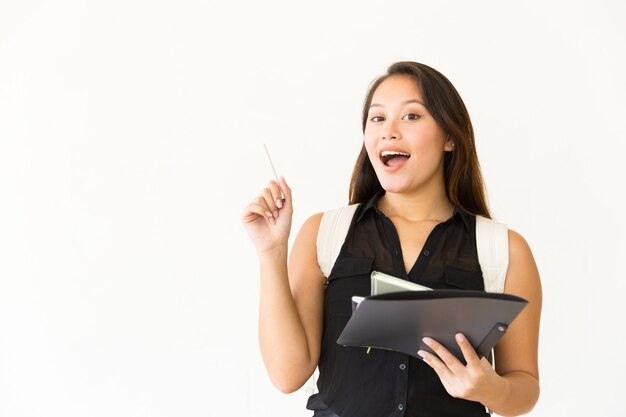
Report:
371,75,422,102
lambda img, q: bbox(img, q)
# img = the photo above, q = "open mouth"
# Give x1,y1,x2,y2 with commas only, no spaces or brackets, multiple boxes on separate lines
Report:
380,151,411,167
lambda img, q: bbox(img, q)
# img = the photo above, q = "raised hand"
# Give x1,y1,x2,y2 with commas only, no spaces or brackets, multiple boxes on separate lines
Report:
241,176,293,255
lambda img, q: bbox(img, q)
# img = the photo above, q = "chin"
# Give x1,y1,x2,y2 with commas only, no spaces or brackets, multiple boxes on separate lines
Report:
378,178,413,194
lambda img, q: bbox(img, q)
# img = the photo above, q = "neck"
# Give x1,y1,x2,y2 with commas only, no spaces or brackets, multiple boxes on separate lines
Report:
377,177,453,223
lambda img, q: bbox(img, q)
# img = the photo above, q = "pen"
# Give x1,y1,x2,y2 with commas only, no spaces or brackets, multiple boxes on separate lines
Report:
263,144,286,203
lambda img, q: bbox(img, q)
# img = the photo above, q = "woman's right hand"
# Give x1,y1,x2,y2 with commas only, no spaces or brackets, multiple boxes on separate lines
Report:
241,176,293,256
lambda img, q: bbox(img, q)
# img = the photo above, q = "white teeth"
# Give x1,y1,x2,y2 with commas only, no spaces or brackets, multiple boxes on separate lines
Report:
381,151,410,157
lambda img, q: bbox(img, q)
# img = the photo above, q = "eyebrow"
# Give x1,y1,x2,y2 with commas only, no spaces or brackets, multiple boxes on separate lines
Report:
369,99,425,109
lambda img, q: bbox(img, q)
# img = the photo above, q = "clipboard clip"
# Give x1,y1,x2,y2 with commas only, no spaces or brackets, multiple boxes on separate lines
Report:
475,322,508,359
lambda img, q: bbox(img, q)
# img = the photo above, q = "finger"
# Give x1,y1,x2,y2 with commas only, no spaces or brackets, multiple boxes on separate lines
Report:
266,180,284,211
252,195,271,214
243,202,275,224
422,337,464,374
251,196,275,222
455,333,480,366
278,176,292,206
417,349,452,379
260,187,278,217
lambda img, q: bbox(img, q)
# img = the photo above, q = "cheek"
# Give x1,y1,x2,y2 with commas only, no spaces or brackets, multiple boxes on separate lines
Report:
410,128,444,154
410,145,446,174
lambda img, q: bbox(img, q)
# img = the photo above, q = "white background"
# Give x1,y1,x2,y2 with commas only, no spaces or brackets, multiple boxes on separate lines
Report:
1,1,625,416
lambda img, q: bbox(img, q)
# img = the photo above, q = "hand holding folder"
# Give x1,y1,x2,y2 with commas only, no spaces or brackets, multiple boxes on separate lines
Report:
338,271,528,364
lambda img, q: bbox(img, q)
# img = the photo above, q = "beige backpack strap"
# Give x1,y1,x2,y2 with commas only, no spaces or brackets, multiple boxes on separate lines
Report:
316,204,361,278
475,215,509,293
475,215,510,415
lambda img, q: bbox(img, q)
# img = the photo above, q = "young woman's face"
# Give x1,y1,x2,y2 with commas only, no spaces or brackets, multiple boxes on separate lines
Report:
363,75,453,194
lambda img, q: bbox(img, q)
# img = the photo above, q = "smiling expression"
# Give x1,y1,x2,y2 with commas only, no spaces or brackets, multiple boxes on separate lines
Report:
363,75,454,194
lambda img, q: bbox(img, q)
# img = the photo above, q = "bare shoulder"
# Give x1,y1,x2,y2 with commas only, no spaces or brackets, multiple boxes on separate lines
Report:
296,212,325,242
288,212,325,289
505,229,542,298
289,212,324,269
508,229,532,259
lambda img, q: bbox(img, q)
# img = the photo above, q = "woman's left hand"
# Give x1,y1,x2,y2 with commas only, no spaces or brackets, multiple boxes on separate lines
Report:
417,333,507,404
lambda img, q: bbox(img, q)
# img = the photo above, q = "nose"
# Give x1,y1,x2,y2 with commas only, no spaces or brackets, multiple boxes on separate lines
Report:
381,119,400,141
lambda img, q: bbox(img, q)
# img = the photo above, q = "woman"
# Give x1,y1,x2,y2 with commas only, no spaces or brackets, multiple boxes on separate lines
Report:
241,61,541,417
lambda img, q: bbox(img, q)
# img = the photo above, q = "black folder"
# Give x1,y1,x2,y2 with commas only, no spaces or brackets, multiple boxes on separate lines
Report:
337,290,527,364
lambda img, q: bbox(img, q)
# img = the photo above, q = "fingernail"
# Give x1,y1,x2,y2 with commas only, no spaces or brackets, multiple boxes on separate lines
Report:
273,210,279,219
417,350,426,358
269,217,275,225
276,199,283,208
456,333,465,343
422,337,432,346
265,211,273,218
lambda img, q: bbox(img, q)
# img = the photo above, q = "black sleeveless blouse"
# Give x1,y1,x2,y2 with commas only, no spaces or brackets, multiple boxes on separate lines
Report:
307,190,491,417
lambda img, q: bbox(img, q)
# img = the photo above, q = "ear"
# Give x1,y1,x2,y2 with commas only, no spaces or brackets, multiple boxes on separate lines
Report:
443,134,455,152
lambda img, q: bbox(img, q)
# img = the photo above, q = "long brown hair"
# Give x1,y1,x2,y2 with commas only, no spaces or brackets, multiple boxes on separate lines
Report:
348,61,491,218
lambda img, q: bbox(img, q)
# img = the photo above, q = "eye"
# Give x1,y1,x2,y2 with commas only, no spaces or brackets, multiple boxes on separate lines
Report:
403,113,421,120
369,116,384,122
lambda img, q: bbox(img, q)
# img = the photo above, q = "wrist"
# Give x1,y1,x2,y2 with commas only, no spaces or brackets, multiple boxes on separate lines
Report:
481,374,511,411
258,244,288,261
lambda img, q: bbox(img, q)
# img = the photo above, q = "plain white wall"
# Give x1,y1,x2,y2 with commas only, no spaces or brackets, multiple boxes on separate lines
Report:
1,0,625,416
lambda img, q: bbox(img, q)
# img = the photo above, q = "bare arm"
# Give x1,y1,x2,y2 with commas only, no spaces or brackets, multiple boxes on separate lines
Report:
241,177,325,393
258,213,325,393
482,229,542,416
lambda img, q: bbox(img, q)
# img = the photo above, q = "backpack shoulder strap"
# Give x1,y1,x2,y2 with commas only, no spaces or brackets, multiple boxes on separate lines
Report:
475,215,509,293
317,203,361,278
475,215,510,415
316,207,510,292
